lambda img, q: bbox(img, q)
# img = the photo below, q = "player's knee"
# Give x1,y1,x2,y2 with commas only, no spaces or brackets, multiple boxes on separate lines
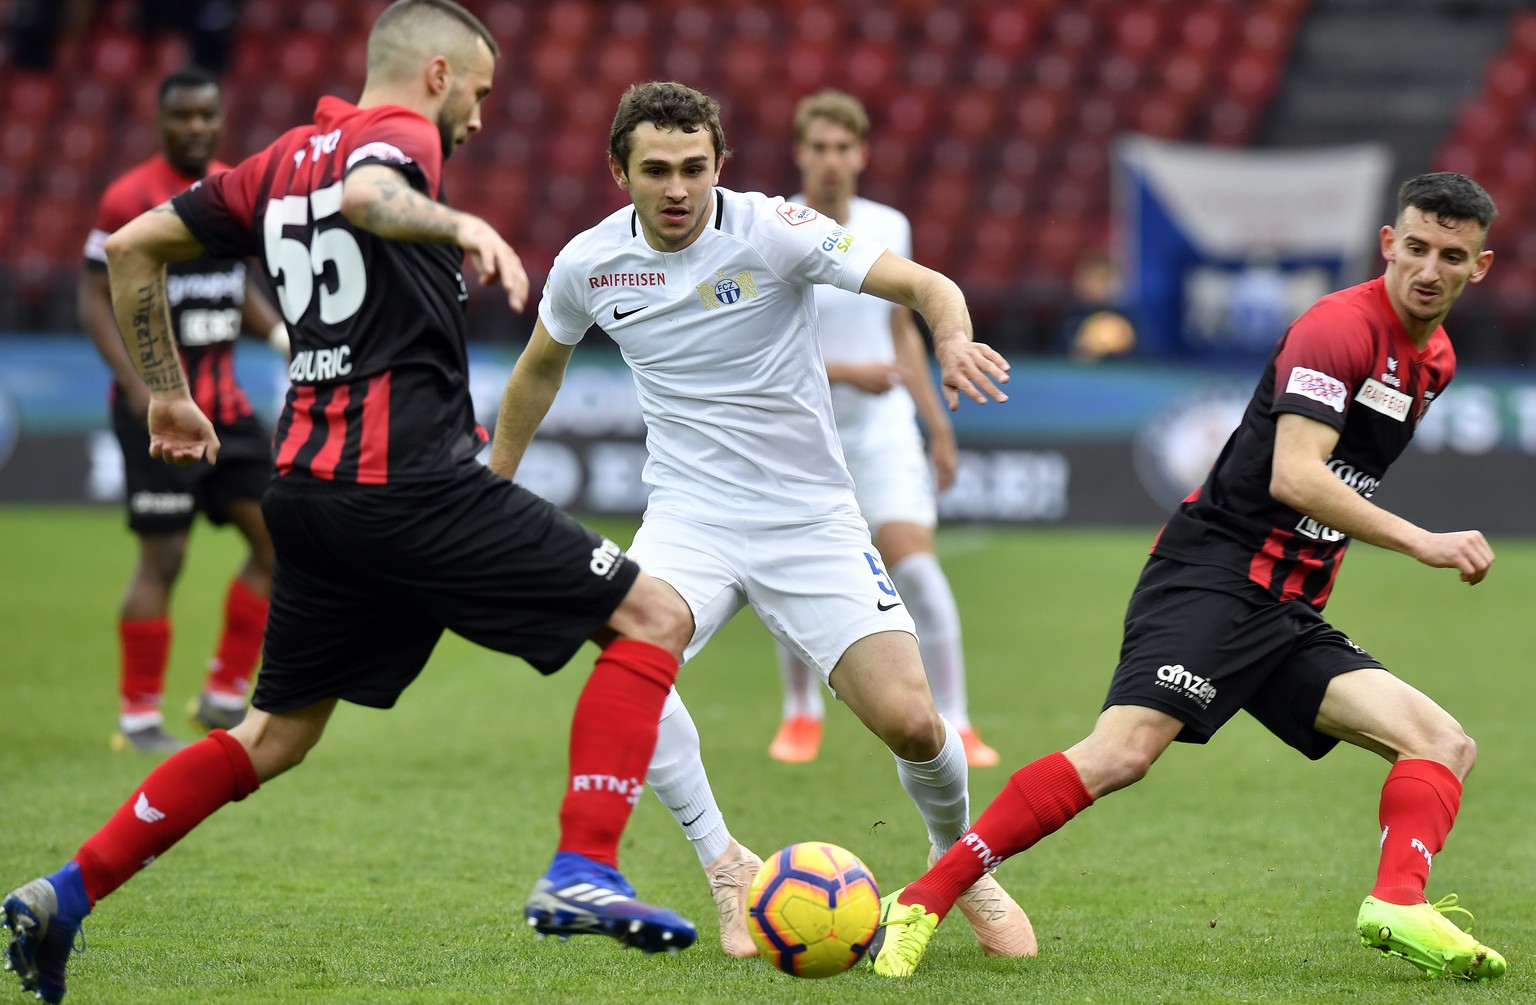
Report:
620,580,693,656
1430,726,1476,779
881,707,945,762
139,542,187,584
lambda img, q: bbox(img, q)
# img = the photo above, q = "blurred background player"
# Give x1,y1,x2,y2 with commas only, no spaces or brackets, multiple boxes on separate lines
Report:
766,88,998,768
81,65,287,753
871,173,1507,983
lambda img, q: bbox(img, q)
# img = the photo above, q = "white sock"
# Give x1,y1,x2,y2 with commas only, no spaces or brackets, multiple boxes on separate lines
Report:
647,686,732,867
894,718,970,854
777,645,825,721
892,552,970,728
119,710,163,733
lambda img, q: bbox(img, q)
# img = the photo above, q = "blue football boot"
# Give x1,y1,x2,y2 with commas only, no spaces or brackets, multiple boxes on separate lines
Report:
523,852,696,955
4,863,89,1004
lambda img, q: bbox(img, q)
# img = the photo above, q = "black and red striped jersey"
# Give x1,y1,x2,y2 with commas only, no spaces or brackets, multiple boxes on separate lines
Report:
1152,277,1456,610
86,154,255,427
172,96,477,487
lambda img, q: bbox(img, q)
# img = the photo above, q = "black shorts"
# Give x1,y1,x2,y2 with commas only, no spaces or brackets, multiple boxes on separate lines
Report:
253,463,639,712
113,394,272,534
1103,556,1383,759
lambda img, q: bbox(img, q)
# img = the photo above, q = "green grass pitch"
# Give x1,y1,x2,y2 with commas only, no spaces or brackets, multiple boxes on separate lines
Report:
1,506,1531,1004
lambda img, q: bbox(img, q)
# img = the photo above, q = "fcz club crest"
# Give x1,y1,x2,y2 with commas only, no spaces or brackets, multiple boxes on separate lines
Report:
697,269,758,309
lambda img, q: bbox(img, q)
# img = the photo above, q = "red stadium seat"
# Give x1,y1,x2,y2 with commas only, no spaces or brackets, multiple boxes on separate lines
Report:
977,5,1039,61
1434,143,1485,179
1110,4,1166,61
87,32,142,89
1513,10,1536,59
1225,50,1282,106
844,39,898,93
1012,89,1069,143
1177,4,1235,55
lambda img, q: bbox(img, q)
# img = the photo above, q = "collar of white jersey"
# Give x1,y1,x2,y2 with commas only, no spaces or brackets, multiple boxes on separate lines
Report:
631,189,726,238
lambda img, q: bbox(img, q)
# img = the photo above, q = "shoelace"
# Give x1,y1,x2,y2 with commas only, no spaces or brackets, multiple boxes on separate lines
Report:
709,861,750,921
958,879,1008,923
1430,893,1475,934
878,905,932,965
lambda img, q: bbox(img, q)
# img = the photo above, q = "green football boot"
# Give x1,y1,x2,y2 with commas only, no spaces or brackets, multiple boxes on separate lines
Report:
868,887,941,978
1358,894,1507,980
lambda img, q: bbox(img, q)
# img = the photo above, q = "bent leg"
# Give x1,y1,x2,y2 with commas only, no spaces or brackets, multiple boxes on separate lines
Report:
71,700,333,908
1317,668,1474,907
904,704,1179,922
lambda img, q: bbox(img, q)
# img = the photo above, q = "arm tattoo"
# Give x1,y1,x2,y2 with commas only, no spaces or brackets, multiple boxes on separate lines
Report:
129,281,186,393
359,178,461,242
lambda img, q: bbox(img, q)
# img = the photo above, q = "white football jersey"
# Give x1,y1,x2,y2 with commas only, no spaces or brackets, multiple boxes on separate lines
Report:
540,187,887,523
793,195,917,432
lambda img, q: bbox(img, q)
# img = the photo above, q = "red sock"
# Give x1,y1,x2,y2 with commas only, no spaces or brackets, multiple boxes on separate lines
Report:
1370,758,1462,906
73,729,259,904
903,751,1092,918
557,639,678,867
205,578,268,698
119,617,171,715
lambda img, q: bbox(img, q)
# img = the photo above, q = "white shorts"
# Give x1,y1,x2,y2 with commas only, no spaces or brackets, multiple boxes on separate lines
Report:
628,509,918,679
837,392,937,531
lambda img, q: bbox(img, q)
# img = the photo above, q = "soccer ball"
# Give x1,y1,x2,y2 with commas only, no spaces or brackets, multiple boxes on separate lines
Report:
746,842,881,978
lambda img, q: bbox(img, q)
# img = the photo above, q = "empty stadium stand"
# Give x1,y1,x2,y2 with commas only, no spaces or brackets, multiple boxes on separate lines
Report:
3,0,1526,360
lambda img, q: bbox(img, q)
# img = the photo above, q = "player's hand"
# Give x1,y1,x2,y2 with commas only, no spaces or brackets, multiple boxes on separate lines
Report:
928,430,958,492
838,362,901,394
937,340,1010,410
458,216,529,312
1414,529,1495,585
147,395,220,466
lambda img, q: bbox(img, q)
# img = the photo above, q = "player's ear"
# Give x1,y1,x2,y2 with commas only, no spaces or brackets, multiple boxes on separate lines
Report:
608,154,629,190
425,55,452,98
1378,224,1396,262
1470,248,1494,284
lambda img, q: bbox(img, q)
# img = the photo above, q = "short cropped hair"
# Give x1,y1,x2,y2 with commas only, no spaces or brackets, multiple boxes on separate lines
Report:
158,66,220,104
793,89,870,143
1398,172,1497,231
609,81,729,173
367,0,499,81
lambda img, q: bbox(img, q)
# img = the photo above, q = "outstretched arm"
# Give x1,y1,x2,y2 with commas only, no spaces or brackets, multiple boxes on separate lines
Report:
104,202,220,465
858,250,1009,410
1271,412,1494,583
341,162,529,311
488,320,577,480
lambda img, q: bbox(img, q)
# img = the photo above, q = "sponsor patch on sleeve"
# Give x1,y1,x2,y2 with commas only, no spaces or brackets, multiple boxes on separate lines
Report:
1354,377,1411,421
346,142,412,169
1284,366,1347,412
819,227,855,254
775,202,819,226
83,228,109,263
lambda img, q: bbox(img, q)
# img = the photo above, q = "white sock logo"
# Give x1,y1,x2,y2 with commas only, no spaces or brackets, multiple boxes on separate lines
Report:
134,792,166,823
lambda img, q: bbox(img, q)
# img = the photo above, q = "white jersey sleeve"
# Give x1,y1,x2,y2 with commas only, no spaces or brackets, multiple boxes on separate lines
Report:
737,192,886,298
537,242,600,345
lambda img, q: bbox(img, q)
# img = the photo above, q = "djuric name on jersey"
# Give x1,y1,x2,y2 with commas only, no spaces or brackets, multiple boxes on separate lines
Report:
288,345,353,382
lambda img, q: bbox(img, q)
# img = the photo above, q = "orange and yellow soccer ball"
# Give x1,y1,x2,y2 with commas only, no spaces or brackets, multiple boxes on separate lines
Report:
746,842,881,978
